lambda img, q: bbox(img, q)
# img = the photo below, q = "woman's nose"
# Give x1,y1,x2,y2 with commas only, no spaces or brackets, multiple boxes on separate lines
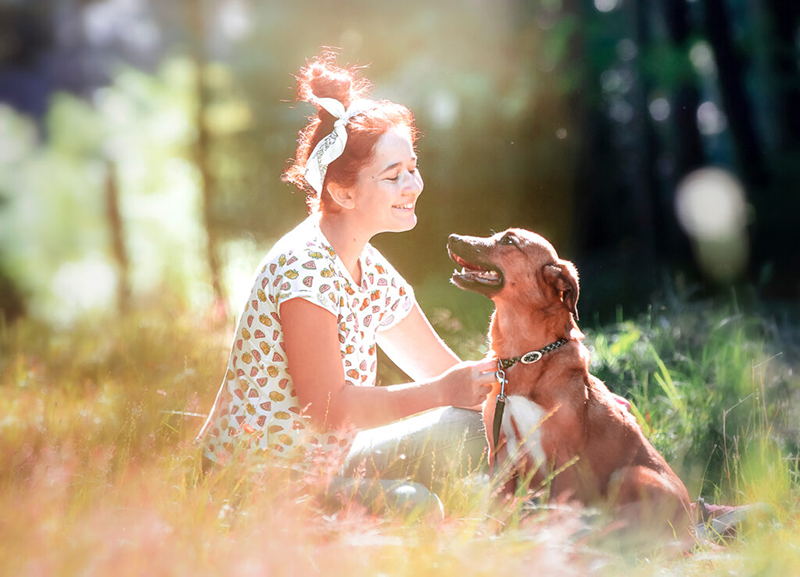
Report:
404,170,423,196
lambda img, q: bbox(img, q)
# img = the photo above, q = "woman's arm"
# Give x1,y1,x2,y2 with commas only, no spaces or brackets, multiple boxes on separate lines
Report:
377,303,492,411
376,303,461,381
281,298,495,431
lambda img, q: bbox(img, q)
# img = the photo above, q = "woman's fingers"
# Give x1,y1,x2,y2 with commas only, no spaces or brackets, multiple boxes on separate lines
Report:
476,370,498,385
611,393,631,412
466,358,499,376
472,361,497,401
468,360,498,390
441,358,500,408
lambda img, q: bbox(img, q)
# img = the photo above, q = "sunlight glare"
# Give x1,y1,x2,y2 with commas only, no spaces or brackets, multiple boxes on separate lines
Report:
221,237,269,315
427,90,460,129
51,257,117,323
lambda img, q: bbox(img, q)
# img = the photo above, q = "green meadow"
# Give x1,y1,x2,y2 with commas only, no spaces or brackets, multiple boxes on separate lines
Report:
2,287,798,575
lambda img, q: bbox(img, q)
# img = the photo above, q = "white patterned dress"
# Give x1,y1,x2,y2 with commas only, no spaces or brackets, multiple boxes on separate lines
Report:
198,214,416,464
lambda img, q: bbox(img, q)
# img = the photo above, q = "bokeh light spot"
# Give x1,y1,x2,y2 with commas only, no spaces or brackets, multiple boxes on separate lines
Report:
617,39,638,61
609,99,634,124
676,168,749,282
689,41,716,76
676,168,746,240
594,0,621,13
697,101,727,135
649,97,671,122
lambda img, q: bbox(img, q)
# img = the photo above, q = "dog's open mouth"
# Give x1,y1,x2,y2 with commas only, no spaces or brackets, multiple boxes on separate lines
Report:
447,244,504,293
450,253,502,285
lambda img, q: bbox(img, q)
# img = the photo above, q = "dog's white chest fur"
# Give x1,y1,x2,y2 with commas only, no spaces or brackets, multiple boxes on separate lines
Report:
503,395,547,466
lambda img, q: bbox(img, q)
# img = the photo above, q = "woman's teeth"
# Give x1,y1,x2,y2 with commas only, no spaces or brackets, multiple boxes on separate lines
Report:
393,203,414,210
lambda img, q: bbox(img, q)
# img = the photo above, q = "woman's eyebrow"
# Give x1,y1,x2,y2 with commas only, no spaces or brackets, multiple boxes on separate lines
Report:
379,157,417,174
379,162,402,174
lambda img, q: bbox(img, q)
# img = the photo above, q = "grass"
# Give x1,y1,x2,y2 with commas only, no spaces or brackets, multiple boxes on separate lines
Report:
1,291,799,575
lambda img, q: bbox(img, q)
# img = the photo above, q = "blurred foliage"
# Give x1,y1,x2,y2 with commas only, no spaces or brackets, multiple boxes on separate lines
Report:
0,0,798,323
0,59,259,324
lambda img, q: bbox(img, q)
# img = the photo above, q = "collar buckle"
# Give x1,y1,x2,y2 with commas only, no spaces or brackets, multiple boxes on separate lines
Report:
521,350,543,364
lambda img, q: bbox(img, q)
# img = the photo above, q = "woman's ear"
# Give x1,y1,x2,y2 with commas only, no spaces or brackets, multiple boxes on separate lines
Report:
543,260,580,321
326,182,356,210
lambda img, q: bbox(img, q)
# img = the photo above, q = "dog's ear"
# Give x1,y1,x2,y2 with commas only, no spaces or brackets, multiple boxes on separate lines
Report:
543,261,580,320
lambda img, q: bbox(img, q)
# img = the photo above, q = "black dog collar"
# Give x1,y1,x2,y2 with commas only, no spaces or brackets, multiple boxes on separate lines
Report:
497,338,569,370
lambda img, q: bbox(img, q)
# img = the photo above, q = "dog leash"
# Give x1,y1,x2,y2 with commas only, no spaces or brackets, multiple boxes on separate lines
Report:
492,338,569,454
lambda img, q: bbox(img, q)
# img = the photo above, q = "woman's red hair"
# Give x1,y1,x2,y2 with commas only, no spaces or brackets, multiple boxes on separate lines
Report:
282,51,419,213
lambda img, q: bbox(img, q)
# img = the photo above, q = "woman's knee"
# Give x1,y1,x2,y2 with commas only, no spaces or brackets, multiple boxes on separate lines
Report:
324,477,444,519
381,481,444,520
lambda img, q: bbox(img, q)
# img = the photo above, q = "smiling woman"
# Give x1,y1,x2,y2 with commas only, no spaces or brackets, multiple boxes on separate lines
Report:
195,51,496,514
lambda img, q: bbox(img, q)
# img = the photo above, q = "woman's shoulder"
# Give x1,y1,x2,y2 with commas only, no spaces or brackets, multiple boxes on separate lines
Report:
259,216,335,270
248,218,340,310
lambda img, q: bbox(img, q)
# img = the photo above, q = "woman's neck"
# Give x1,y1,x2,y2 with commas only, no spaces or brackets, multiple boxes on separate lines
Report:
318,211,371,283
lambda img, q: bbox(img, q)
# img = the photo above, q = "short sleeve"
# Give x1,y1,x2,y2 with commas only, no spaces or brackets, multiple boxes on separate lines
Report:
270,249,340,317
370,250,416,332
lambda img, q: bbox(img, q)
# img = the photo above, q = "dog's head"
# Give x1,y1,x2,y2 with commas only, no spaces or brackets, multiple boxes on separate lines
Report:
447,228,579,320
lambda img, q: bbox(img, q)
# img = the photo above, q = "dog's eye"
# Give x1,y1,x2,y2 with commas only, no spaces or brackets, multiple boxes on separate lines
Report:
500,234,515,246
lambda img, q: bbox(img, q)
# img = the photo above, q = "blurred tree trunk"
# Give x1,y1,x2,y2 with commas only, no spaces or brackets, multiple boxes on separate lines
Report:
656,0,702,264
505,0,580,250
764,0,800,153
185,0,227,316
561,0,608,254
702,0,768,187
629,0,658,259
759,0,800,296
663,0,705,175
105,159,130,314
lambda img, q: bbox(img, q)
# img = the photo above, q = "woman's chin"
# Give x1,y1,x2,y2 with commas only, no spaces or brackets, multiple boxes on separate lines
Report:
395,215,417,232
378,211,417,234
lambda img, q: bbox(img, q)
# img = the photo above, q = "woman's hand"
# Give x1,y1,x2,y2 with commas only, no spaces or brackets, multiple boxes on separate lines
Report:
436,358,497,409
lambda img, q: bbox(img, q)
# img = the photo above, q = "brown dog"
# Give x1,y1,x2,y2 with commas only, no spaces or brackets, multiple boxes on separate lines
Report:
448,228,692,539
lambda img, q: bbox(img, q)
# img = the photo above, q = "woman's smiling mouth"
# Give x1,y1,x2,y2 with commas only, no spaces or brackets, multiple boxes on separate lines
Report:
393,203,415,211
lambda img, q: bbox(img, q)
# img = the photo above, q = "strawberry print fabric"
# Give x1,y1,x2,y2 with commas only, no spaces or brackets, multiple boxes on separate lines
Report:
198,214,416,464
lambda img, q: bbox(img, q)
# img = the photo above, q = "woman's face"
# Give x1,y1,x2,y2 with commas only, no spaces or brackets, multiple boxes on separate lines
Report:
349,128,423,235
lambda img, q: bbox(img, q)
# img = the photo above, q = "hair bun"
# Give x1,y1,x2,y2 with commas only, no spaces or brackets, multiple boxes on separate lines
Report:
296,51,370,111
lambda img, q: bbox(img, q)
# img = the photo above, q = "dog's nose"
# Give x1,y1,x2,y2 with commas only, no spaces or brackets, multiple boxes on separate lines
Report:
448,234,462,243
